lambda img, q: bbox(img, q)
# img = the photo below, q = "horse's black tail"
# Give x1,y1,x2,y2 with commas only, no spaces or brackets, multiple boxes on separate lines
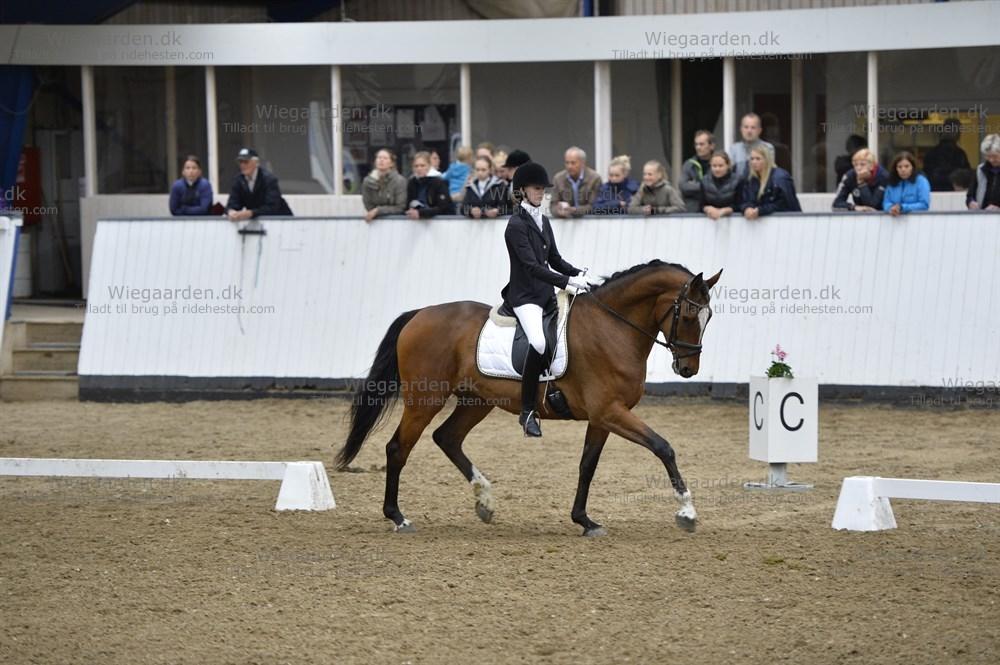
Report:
336,309,421,471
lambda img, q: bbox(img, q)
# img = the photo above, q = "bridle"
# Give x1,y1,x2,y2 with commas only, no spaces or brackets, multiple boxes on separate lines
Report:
587,275,712,360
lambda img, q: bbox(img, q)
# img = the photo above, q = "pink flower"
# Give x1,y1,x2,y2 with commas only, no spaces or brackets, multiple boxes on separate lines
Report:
773,344,787,362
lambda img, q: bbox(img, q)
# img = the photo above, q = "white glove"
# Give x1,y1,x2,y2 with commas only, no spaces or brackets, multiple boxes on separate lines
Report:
566,275,591,295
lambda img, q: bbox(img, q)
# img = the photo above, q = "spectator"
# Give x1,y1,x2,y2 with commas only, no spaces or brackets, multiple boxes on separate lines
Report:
679,130,715,212
442,145,474,203
832,148,888,212
950,168,974,192
699,151,743,220
967,134,1000,210
362,148,407,222
740,146,802,220
883,151,931,216
493,150,508,179
592,155,639,214
227,147,291,221
499,149,531,216
551,146,602,217
169,154,213,216
834,134,868,184
476,142,495,160
462,155,507,219
428,150,443,177
729,113,775,181
405,151,453,219
627,160,685,216
923,118,971,191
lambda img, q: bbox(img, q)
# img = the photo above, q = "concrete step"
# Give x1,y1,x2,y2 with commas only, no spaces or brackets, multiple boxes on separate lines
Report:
13,347,80,373
0,374,79,401
24,321,83,346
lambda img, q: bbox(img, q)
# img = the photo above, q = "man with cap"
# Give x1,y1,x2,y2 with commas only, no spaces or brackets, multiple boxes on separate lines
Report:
499,149,531,216
226,148,290,221
501,161,600,438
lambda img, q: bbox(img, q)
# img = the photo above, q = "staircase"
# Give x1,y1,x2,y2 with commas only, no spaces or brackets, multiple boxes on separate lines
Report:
1,304,82,401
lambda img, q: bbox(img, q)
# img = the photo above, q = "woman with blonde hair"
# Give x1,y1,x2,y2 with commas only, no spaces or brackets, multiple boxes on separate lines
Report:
739,145,801,219
627,160,685,215
832,148,888,212
593,155,639,214
362,148,407,222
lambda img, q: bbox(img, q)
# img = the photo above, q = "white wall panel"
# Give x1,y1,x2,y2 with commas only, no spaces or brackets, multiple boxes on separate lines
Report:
80,213,1000,388
0,216,23,355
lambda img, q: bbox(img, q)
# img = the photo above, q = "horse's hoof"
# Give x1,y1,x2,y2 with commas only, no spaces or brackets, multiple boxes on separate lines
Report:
476,502,494,524
393,520,416,534
582,526,607,538
675,514,697,533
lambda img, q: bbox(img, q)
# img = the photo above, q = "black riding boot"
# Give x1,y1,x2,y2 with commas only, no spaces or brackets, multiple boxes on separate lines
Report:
519,347,545,437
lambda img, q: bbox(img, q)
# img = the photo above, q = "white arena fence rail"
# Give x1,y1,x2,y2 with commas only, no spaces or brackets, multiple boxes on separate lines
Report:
0,215,24,354
77,212,1000,400
0,458,336,511
832,476,1000,531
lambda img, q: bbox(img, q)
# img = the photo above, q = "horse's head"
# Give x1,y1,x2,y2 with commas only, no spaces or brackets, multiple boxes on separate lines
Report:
661,269,722,378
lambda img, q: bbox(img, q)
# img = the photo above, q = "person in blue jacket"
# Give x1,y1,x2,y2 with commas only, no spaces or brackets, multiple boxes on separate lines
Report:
739,146,801,219
883,151,930,216
168,155,213,215
592,155,639,214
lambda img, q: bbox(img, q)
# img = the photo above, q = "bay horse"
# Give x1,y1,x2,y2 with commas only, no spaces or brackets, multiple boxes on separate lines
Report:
336,260,722,536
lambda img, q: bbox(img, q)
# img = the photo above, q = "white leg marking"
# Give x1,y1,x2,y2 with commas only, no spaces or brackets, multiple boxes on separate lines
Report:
674,489,697,521
394,518,412,531
470,466,495,513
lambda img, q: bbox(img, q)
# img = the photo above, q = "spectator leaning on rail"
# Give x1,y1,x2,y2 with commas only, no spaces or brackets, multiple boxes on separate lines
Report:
699,151,743,220
628,160,685,216
740,146,802,220
442,145,474,203
405,151,453,219
169,154,213,216
362,148,407,222
226,148,291,221
728,113,775,181
498,149,531,216
883,151,931,217
967,133,1000,211
679,130,715,212
592,155,639,215
834,134,868,184
462,155,507,219
923,118,971,192
551,146,602,218
832,148,888,212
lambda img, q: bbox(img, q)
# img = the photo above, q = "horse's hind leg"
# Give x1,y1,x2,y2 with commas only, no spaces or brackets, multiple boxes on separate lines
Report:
572,424,610,537
383,401,443,533
432,400,496,523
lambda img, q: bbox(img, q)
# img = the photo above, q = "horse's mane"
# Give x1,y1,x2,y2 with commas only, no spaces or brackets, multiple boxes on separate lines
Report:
590,259,695,293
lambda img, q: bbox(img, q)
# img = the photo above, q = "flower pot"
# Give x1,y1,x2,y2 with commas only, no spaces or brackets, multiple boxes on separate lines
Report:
748,375,818,464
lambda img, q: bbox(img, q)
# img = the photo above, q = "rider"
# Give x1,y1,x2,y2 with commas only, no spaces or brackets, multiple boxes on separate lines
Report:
501,161,596,438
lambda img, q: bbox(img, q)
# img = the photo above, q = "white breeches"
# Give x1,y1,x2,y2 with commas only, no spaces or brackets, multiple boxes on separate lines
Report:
513,303,546,356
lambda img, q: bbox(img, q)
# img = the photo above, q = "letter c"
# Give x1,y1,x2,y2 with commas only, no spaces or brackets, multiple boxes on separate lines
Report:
780,392,804,431
753,391,764,430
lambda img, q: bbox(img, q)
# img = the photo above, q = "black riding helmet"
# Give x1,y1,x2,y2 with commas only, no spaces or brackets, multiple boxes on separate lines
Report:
512,161,552,191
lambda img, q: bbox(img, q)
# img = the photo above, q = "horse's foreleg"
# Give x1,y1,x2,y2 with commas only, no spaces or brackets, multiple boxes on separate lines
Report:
598,405,697,532
432,400,496,523
571,424,610,537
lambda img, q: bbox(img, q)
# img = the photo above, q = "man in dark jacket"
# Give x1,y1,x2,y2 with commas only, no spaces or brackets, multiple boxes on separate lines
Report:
227,148,290,221
923,119,971,192
679,130,715,212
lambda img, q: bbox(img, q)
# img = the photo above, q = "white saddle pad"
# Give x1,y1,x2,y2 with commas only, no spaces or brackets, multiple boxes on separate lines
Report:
476,291,571,380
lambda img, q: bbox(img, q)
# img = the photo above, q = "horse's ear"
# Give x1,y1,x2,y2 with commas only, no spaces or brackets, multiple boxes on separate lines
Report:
705,269,723,289
691,272,704,288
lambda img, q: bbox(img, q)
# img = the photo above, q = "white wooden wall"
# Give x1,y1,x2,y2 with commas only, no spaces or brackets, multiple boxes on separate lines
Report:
0,216,23,356
79,213,1000,388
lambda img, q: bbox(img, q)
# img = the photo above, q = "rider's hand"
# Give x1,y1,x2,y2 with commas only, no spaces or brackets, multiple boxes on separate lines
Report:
580,268,604,287
566,275,591,295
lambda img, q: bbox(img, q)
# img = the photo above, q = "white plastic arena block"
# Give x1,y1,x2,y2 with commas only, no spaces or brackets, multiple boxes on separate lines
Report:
0,458,335,512
275,462,337,511
831,476,1000,531
831,476,897,531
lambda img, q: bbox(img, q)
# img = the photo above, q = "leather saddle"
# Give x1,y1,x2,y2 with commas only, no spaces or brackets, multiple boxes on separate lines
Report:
495,299,560,376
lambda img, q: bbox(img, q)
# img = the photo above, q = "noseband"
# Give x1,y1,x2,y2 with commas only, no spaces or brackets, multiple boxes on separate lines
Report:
588,275,712,360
